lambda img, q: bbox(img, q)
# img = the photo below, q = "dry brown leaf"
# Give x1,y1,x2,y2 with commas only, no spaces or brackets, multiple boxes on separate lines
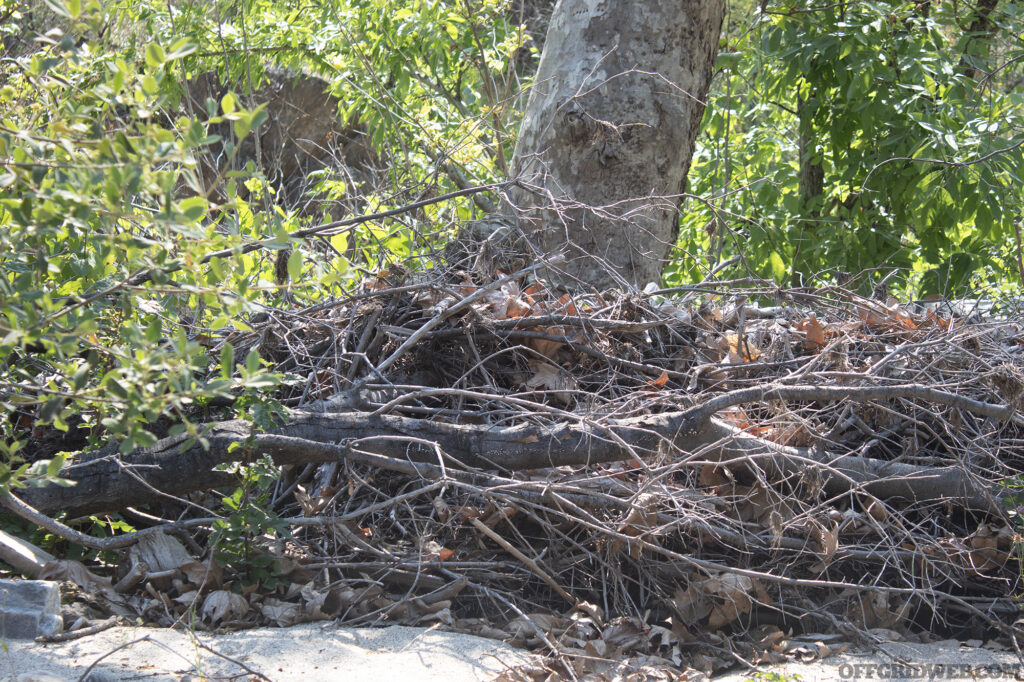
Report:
708,599,748,629
524,360,576,403
432,497,451,522
201,590,248,624
667,616,696,643
817,522,840,560
506,613,569,638
555,293,578,316
846,591,909,630
486,282,534,319
726,333,761,362
670,584,713,623
173,590,200,605
759,627,787,649
647,369,669,388
719,405,751,429
698,464,731,488
924,308,953,330
412,290,441,309
39,559,118,599
294,484,321,516
767,423,813,446
260,597,305,626
601,617,648,651
966,524,1010,573
864,498,889,523
737,484,768,523
797,314,826,351
457,505,484,520
609,494,659,559
855,297,920,331
526,331,563,359
180,559,222,589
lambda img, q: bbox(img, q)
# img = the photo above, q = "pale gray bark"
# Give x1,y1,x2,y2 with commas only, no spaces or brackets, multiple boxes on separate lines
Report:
507,0,725,290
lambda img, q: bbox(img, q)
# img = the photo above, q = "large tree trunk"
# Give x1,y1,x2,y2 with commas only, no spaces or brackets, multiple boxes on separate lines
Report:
507,0,725,291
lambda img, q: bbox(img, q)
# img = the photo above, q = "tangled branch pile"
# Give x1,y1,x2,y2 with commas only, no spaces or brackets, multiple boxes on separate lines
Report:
15,255,1024,677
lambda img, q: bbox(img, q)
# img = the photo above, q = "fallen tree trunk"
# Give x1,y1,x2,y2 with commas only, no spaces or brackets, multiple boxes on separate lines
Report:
22,382,1012,518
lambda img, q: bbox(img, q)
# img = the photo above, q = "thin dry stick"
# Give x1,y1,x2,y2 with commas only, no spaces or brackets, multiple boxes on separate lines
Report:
469,516,577,607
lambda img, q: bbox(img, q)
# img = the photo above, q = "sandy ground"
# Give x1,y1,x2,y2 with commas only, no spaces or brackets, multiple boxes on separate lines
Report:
4,625,1022,681
3,623,535,681
713,638,1023,682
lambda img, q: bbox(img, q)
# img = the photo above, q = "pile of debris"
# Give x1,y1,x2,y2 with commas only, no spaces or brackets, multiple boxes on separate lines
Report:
11,259,1024,677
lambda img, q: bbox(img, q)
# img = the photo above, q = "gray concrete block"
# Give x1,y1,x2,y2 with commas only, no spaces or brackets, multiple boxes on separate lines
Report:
0,580,62,640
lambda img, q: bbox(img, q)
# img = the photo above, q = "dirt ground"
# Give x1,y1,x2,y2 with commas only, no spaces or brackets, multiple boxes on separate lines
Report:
5,624,1022,682
5,623,533,681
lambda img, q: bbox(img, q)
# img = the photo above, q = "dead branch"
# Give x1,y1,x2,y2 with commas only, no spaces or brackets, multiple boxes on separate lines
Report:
20,376,1012,518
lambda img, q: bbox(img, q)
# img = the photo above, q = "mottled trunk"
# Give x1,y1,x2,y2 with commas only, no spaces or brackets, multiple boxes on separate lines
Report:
794,92,824,286
958,0,1002,80
506,0,725,290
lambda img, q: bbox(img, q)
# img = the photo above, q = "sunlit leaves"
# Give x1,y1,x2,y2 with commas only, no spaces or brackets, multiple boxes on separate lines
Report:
678,0,1024,295
0,0,311,490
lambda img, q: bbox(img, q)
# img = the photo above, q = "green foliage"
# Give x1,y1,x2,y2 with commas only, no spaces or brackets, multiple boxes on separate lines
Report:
744,673,802,682
210,453,290,589
676,0,1024,296
0,0,523,497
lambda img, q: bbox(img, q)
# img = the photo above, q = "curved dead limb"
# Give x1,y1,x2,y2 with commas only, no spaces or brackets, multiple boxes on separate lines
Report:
0,492,194,551
20,379,1011,517
695,419,1005,515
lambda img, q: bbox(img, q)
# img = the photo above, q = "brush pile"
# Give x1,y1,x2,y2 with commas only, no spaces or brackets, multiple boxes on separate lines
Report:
23,256,1024,678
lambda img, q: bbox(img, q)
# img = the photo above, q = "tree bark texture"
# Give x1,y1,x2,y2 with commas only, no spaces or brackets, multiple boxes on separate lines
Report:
507,0,725,291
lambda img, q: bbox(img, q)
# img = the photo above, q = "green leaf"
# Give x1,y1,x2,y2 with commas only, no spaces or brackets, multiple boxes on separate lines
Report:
245,348,261,374
145,317,162,343
42,0,72,19
716,51,742,71
244,373,280,389
768,252,787,282
221,92,237,115
142,74,159,96
46,454,67,478
133,430,158,447
106,378,129,399
287,249,303,281
145,42,166,68
39,398,64,424
179,196,207,222
72,365,90,391
166,39,197,60
233,118,251,140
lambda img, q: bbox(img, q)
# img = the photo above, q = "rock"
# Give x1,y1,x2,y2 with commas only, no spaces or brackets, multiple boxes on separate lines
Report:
0,579,62,639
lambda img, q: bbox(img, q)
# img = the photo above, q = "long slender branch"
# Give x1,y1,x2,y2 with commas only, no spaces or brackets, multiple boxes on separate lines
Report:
126,182,506,286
